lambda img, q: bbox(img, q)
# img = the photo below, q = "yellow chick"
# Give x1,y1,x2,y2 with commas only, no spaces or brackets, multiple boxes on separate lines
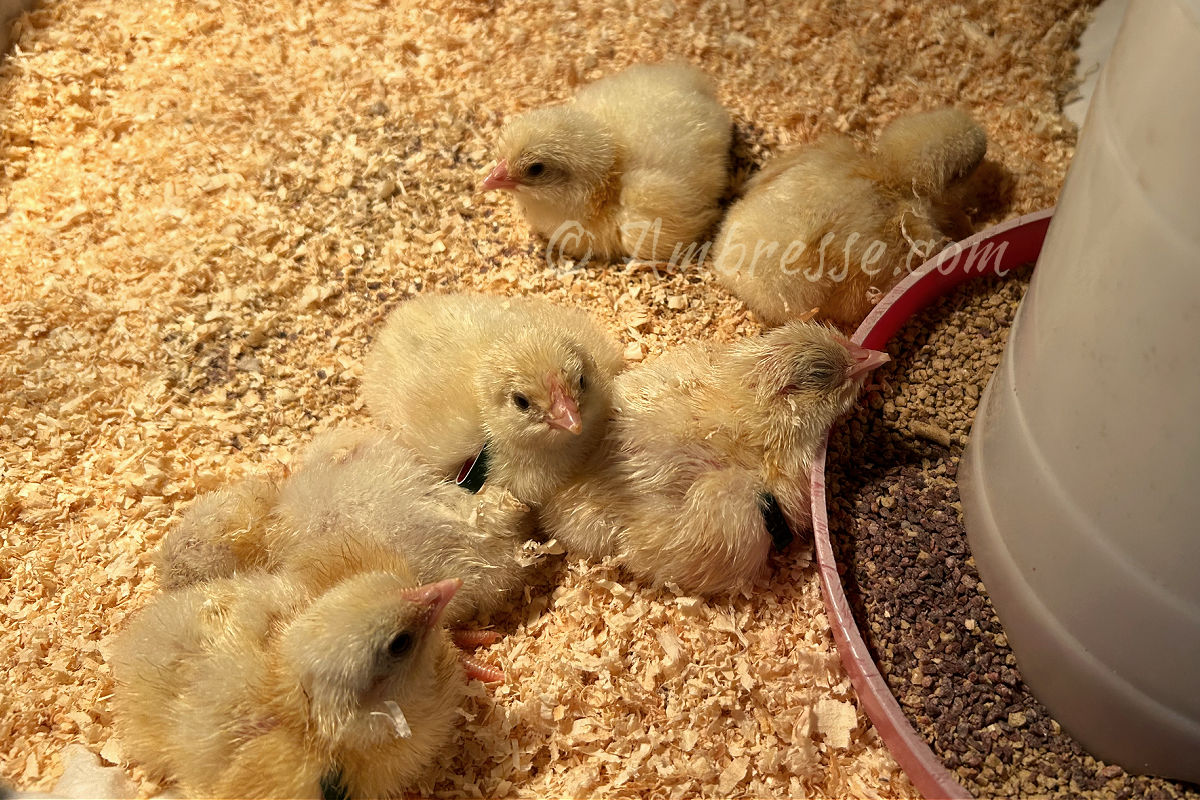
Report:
157,427,537,628
483,62,732,261
541,322,889,595
362,292,624,506
712,108,987,329
110,570,465,799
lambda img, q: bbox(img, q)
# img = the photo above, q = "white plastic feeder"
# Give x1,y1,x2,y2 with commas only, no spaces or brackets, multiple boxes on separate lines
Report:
959,0,1200,783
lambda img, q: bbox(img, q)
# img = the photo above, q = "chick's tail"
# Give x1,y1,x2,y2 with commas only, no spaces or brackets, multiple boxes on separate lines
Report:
873,108,987,198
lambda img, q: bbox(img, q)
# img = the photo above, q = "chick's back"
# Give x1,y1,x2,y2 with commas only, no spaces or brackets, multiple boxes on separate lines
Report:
577,63,731,253
363,293,507,466
714,139,904,327
714,108,986,329
272,427,536,626
575,62,730,190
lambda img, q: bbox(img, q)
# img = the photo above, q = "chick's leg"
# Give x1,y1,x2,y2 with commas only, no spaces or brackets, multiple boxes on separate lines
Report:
460,656,505,684
449,630,505,684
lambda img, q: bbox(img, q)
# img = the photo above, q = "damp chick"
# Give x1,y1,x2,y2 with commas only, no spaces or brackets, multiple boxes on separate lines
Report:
542,322,889,595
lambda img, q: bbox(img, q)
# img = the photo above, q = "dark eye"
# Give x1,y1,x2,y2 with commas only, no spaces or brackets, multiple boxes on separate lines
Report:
387,632,414,659
577,374,587,392
511,393,530,410
788,360,841,391
806,362,840,388
526,162,545,178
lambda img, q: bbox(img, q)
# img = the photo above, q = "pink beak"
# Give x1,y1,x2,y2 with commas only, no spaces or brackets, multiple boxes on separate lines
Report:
545,377,583,435
482,160,519,191
401,578,462,628
843,339,891,382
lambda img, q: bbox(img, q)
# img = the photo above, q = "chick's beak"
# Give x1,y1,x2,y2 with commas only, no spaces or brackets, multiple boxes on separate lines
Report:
545,378,583,435
843,339,891,382
482,160,519,191
401,578,462,629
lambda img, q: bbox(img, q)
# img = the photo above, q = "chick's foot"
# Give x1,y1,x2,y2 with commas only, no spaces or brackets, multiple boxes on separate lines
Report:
460,655,505,683
452,629,501,649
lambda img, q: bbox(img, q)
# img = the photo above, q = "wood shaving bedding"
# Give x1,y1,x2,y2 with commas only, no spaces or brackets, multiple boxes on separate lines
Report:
423,553,909,798
1,0,1093,794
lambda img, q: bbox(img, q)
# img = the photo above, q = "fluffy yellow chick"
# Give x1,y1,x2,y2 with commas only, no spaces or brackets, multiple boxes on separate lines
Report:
483,62,732,261
362,293,624,506
110,570,465,799
712,108,987,329
157,427,537,628
541,322,889,595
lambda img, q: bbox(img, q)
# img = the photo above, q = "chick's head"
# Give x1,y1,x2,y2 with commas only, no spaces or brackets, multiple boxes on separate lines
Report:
275,573,463,753
475,333,610,452
741,322,889,446
485,107,616,220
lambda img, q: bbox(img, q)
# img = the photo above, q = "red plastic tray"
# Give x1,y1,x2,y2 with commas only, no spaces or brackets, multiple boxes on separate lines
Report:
809,208,1054,799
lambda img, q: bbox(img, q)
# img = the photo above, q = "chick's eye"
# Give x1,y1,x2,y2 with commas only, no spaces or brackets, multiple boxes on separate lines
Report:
805,363,840,388
511,393,531,411
788,361,841,391
526,162,545,177
387,632,414,659
577,374,587,392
